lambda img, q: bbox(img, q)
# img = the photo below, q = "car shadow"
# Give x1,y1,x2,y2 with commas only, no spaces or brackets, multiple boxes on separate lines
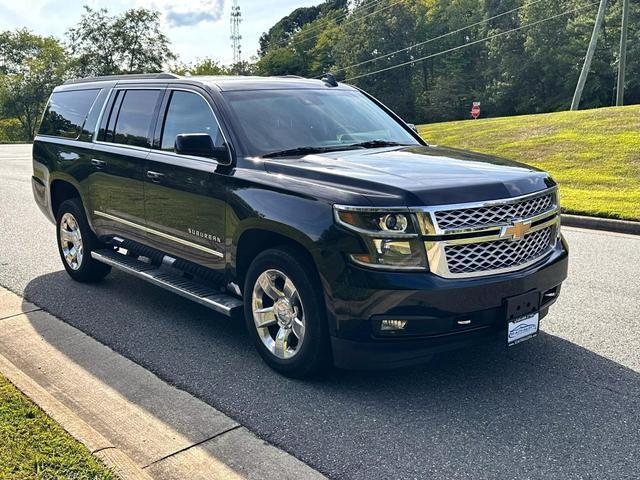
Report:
21,269,640,479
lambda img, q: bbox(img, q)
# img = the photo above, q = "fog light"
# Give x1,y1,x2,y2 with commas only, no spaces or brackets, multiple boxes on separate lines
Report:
380,319,408,331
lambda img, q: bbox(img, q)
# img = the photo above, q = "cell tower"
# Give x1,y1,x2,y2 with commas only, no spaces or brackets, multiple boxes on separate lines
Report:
230,0,242,69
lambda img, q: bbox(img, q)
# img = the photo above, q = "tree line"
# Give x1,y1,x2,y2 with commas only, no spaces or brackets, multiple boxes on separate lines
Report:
256,0,639,123
0,6,232,141
1,1,637,141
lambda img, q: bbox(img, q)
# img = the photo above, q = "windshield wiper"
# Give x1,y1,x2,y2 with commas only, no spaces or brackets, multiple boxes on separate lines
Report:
261,140,410,158
342,140,411,149
262,146,353,158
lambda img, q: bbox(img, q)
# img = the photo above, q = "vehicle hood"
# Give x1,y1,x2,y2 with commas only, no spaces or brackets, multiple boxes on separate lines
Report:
263,145,555,207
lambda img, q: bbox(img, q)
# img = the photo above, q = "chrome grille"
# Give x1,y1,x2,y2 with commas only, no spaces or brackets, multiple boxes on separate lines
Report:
434,192,555,230
445,226,554,274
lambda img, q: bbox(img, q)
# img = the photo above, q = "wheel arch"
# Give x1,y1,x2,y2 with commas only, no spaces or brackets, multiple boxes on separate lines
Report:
234,225,322,296
50,179,81,217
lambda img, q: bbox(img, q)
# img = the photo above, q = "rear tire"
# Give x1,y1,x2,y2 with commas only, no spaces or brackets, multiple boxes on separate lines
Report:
243,247,331,378
56,198,111,282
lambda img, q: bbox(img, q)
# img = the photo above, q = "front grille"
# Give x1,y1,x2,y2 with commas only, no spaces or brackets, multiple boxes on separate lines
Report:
444,226,554,274
434,192,555,230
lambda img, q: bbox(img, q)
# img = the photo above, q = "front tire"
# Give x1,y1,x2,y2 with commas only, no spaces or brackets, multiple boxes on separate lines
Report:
56,198,111,282
243,247,331,378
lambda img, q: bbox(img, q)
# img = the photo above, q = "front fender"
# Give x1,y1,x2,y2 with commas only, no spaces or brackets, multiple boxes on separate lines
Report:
227,170,363,299
229,183,335,261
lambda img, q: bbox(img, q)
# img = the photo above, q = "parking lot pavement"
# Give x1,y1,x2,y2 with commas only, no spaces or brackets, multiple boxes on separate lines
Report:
1,144,639,479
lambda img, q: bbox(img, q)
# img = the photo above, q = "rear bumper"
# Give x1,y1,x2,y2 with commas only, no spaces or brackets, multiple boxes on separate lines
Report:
32,175,55,223
327,237,568,369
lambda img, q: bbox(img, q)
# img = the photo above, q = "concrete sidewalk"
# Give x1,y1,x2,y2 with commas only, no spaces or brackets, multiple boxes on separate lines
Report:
0,287,326,480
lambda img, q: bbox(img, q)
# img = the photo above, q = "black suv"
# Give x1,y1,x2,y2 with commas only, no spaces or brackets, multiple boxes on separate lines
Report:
32,73,568,377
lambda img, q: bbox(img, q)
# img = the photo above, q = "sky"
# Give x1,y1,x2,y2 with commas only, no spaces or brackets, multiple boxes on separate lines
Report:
0,0,320,65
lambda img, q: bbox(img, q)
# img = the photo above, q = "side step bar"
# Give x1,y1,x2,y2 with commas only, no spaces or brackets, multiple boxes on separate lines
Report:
91,249,243,317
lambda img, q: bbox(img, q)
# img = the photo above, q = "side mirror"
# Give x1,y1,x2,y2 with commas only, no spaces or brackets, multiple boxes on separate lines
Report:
175,133,231,164
407,123,418,133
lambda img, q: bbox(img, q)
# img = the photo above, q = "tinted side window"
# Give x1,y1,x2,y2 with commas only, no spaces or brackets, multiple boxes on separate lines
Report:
160,91,223,151
112,90,161,148
39,89,100,139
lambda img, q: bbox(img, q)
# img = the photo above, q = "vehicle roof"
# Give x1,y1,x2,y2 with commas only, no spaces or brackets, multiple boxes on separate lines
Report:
59,73,354,92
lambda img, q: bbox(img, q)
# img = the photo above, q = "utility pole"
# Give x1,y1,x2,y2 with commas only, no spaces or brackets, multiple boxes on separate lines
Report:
616,0,629,106
571,0,608,111
230,0,242,73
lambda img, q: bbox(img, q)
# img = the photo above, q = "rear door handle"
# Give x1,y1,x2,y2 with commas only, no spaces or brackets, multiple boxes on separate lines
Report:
91,158,106,168
146,171,165,182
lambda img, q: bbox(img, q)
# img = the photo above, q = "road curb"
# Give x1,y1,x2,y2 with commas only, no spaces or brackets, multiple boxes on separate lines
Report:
562,214,640,236
0,353,154,480
0,287,326,480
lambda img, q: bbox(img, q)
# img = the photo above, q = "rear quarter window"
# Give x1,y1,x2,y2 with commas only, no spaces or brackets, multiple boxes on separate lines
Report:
39,89,100,139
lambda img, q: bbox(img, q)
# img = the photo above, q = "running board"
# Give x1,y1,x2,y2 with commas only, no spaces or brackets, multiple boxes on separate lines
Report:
91,249,243,317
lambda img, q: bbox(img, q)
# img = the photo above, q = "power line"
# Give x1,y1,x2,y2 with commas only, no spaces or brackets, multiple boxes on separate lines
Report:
290,0,385,46
330,0,547,77
290,0,406,48
291,0,394,46
346,1,599,82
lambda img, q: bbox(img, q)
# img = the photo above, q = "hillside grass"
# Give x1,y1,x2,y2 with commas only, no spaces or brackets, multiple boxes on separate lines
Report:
418,105,640,221
0,374,115,480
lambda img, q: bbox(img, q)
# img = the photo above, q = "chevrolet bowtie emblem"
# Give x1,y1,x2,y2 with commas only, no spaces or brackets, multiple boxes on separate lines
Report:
500,219,532,242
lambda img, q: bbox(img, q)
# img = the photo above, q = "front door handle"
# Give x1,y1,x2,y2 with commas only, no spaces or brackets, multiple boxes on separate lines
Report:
91,158,106,168
146,171,165,182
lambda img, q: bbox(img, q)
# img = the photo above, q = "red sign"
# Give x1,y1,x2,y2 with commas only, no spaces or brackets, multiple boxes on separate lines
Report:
471,102,481,119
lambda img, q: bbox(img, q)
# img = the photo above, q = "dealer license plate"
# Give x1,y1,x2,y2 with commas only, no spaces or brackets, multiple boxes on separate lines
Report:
507,312,539,346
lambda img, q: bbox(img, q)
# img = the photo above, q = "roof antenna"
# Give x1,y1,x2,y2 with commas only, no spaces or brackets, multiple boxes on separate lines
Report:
321,72,338,87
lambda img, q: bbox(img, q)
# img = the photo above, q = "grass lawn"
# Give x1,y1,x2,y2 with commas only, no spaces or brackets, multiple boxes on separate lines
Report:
0,374,115,480
418,105,640,221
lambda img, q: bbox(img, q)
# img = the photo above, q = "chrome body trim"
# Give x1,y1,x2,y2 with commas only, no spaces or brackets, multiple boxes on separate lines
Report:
335,187,561,278
333,205,419,239
348,254,425,272
419,188,560,278
93,210,224,258
439,212,559,246
424,226,559,278
411,187,558,236
94,140,151,153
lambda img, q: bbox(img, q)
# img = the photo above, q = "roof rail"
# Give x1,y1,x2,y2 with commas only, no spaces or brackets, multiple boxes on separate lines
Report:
277,75,305,79
63,73,180,85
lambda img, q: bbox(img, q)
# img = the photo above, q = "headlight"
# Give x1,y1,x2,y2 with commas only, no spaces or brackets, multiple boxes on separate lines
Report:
334,205,427,270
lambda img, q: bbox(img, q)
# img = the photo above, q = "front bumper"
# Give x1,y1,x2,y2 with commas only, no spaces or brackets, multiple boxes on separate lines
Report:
327,237,568,369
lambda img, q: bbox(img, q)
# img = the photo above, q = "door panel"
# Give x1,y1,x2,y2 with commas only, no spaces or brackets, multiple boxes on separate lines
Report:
88,88,163,242
88,143,149,243
143,88,229,271
143,153,226,271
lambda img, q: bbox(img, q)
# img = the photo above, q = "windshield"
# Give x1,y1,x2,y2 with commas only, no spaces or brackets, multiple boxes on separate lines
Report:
221,89,420,157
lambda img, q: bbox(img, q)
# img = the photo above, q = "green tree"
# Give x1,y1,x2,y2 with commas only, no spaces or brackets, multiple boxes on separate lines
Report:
253,0,640,121
335,0,420,120
258,0,347,56
172,58,233,76
482,0,530,116
412,0,487,122
0,29,67,140
257,48,305,76
66,6,175,77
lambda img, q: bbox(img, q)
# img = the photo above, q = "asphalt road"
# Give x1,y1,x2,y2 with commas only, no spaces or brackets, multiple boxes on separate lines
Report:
1,144,639,479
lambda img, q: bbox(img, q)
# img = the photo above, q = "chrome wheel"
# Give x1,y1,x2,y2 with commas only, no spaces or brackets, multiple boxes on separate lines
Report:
252,269,306,359
59,212,83,270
